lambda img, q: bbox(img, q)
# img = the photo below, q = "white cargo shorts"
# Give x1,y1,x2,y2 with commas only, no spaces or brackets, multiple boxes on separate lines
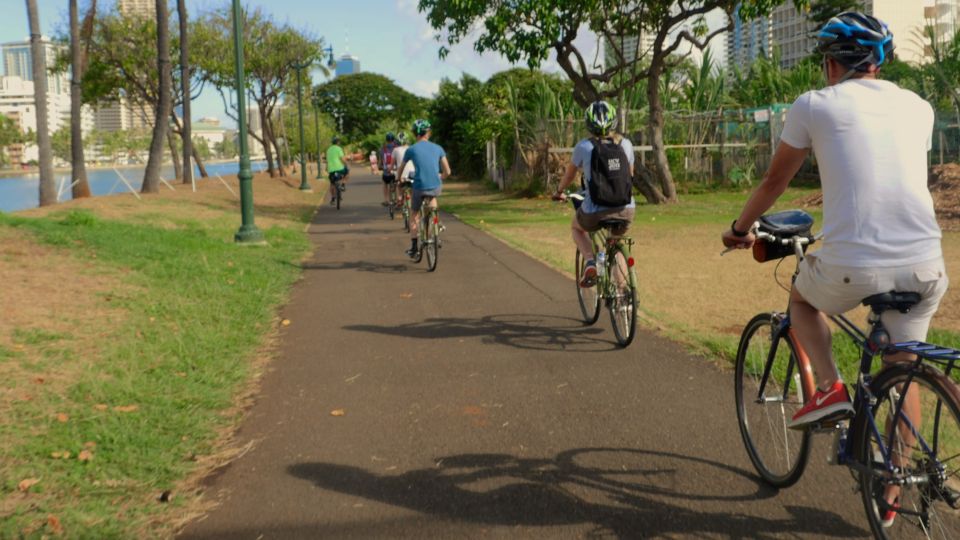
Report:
795,253,949,343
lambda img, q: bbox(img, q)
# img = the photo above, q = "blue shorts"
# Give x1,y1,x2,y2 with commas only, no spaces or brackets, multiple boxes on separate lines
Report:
412,187,442,210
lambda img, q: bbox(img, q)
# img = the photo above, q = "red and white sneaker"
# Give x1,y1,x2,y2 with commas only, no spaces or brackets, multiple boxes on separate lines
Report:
579,261,598,288
880,498,900,528
788,381,854,429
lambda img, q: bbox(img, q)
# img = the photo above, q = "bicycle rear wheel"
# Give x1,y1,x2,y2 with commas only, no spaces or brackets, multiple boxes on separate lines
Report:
735,312,811,487
852,364,960,539
403,194,411,232
575,249,600,325
425,210,439,272
388,189,396,220
607,247,636,347
336,183,342,210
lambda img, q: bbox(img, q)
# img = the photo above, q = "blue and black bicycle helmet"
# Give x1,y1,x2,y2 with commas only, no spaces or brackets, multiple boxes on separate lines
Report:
816,12,894,74
385,132,396,142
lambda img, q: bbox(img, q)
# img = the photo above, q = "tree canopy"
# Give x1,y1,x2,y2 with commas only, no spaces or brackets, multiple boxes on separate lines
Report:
312,72,425,141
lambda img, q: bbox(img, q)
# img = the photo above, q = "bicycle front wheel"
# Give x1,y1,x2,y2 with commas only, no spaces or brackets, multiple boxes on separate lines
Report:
336,184,342,210
607,247,637,347
735,312,811,487
852,364,960,539
575,249,600,325
425,211,439,272
389,191,396,220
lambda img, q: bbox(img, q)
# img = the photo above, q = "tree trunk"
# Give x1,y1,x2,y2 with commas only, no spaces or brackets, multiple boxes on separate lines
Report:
143,0,171,193
192,144,208,177
267,119,286,176
26,0,55,206
646,61,676,204
258,105,276,177
69,0,90,199
167,129,182,180
177,0,192,185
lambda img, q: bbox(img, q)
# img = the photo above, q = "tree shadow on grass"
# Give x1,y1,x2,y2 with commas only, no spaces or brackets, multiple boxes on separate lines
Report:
344,313,617,352
287,447,867,538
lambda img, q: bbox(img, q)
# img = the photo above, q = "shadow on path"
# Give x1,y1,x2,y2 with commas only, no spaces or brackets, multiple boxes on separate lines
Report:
288,447,867,538
344,314,618,352
302,260,412,274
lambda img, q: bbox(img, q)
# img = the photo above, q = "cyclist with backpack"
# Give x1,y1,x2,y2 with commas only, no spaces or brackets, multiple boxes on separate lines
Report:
380,132,399,207
552,100,635,288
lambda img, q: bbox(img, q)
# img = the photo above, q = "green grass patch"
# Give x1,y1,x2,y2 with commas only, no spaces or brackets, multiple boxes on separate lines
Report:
0,206,312,537
444,180,960,376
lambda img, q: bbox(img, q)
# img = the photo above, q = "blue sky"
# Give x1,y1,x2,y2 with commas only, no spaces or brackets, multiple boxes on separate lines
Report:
1,0,578,129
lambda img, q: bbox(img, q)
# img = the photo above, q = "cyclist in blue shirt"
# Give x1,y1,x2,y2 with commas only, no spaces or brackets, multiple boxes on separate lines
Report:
397,119,451,258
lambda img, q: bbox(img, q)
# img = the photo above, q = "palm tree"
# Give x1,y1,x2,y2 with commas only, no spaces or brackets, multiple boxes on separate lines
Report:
143,0,172,193
69,0,91,198
177,0,192,185
25,0,55,206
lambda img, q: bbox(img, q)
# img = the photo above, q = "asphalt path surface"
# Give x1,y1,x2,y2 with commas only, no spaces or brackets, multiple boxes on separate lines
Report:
179,170,870,539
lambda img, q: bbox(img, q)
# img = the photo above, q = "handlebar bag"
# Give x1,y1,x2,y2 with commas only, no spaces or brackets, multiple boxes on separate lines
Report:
753,209,815,263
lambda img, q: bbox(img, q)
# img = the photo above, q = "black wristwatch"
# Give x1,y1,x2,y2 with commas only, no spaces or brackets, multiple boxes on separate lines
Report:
730,220,749,237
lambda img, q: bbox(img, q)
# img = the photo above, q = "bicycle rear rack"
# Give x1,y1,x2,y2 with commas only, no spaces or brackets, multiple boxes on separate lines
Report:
887,341,960,374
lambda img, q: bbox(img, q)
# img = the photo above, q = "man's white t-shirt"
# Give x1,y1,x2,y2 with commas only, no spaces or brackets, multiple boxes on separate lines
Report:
780,79,940,267
392,145,415,179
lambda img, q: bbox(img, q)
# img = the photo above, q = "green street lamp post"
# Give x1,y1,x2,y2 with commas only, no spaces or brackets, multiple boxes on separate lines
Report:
231,0,264,244
293,61,312,192
314,103,322,179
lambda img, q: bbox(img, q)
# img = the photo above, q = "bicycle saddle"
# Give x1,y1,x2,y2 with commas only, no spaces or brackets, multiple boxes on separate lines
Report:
599,219,630,228
758,209,814,237
861,291,921,314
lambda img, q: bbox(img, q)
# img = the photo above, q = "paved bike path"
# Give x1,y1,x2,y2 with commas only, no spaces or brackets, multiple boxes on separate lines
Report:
180,171,869,538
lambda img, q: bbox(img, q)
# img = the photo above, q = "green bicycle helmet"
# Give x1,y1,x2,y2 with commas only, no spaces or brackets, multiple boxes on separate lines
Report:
412,119,431,137
396,131,407,144
585,101,617,136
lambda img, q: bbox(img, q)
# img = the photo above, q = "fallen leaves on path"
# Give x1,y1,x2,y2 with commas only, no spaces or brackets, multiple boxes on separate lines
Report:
17,478,40,492
330,409,345,417
47,515,63,535
281,319,291,326
400,292,413,299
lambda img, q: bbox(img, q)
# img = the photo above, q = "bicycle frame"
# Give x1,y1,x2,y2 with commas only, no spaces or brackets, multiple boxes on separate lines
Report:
589,228,635,295
754,278,960,482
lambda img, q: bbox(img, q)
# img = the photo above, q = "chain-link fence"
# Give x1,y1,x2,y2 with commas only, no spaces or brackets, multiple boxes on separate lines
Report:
490,106,960,192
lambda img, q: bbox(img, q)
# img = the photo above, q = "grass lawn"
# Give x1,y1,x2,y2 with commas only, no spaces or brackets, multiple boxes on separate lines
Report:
0,173,325,538
443,180,960,383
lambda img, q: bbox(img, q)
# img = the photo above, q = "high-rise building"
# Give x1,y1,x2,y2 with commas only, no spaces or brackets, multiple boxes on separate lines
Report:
118,0,156,17
727,4,774,73
335,55,360,77
93,0,156,131
925,0,960,51
603,32,656,70
727,1,932,70
1,38,69,96
0,74,94,164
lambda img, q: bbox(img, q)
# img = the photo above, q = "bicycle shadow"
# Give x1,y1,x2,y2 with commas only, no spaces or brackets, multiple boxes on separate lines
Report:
288,447,867,538
301,260,411,274
343,313,617,352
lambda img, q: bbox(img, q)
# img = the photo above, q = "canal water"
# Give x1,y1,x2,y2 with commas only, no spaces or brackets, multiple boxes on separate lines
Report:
0,161,269,213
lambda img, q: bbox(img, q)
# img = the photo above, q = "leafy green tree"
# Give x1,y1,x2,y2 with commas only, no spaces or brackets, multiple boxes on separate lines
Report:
51,126,72,163
730,51,823,108
312,73,425,141
417,0,807,203
806,0,866,28
280,102,336,161
192,136,212,160
214,136,236,158
192,7,324,177
428,74,492,177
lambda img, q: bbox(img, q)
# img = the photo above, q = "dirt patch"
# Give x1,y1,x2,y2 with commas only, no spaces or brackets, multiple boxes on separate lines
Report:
0,228,126,415
795,164,960,231
17,171,325,230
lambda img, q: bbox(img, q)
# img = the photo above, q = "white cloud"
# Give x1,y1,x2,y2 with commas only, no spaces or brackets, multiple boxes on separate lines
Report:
411,79,441,97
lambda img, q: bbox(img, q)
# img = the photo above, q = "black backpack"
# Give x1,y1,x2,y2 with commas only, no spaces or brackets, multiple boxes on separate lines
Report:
588,137,632,207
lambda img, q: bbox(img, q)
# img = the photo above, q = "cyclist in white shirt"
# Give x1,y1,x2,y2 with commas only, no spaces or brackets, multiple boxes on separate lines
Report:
722,12,947,527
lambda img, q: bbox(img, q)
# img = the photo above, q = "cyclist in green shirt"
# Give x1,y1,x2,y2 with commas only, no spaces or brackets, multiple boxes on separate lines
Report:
325,137,350,205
